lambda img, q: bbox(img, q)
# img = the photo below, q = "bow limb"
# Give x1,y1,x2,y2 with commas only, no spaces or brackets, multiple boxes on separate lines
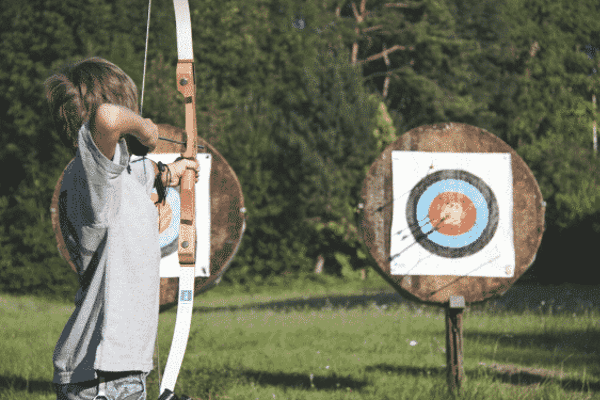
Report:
159,0,197,397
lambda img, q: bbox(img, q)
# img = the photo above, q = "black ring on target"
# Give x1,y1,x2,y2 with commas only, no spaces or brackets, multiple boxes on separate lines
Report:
406,169,499,258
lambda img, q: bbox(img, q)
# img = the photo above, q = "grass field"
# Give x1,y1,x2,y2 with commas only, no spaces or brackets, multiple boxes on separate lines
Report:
1,273,598,399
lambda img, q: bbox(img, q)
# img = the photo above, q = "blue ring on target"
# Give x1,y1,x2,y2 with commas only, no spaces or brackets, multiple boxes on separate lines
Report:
416,180,487,248
406,169,499,258
152,187,180,257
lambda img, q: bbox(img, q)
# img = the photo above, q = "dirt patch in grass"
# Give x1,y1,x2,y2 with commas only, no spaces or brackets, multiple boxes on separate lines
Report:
485,363,565,381
480,362,599,394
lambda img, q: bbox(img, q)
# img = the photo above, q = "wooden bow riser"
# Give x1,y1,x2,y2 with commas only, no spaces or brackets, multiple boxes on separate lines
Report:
176,60,197,266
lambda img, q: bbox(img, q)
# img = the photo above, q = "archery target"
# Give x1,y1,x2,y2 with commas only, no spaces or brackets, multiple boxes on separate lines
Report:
390,152,514,277
146,153,212,278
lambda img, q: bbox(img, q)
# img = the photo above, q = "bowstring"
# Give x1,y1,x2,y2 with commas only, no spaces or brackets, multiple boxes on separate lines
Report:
141,0,152,117
141,0,162,391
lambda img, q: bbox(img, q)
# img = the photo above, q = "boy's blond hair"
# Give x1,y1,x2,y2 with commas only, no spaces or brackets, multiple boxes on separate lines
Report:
45,57,139,150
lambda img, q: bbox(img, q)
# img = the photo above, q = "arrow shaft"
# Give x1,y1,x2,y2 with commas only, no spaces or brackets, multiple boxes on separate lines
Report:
158,136,204,149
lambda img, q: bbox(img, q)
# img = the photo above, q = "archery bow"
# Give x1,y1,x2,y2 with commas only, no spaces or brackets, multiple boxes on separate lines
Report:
156,1,197,399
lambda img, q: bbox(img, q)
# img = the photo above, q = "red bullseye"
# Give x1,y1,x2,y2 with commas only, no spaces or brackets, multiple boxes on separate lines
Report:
428,192,476,236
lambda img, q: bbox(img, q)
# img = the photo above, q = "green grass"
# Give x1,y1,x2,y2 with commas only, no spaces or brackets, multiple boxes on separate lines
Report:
1,274,599,399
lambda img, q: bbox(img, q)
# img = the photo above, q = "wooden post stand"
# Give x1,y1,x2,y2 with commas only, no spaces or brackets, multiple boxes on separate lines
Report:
446,295,465,393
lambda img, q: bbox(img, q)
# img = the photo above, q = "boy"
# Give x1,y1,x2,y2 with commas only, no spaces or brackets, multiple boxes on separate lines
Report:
46,57,198,400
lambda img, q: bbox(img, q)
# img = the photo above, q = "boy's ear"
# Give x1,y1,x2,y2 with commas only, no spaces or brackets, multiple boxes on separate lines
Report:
124,134,150,156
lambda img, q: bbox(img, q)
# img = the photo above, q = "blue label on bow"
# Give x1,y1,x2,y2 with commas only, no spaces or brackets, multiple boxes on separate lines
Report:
180,290,192,302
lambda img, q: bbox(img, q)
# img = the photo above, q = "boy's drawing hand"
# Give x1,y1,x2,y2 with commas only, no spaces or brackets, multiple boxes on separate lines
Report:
167,158,200,187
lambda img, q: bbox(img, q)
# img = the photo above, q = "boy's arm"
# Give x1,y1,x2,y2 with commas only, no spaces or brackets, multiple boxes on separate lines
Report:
91,104,158,160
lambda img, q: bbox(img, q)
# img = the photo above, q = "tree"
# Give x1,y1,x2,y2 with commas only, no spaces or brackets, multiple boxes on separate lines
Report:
218,47,380,280
496,0,600,230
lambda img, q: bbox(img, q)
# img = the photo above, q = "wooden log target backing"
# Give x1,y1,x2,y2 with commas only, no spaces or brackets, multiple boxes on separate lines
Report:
359,123,545,305
50,124,245,308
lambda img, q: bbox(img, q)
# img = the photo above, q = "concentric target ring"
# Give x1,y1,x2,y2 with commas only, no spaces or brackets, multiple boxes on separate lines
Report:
153,187,181,258
406,169,499,258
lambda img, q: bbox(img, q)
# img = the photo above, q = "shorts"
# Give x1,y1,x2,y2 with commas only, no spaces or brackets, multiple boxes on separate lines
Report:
54,371,149,400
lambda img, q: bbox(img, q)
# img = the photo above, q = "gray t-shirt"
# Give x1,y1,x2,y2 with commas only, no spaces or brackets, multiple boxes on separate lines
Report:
53,123,160,384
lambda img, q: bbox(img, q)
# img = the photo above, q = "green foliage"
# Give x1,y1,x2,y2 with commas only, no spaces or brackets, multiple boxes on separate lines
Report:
519,134,600,229
371,98,397,152
278,49,379,277
497,0,600,229
334,0,497,131
2,0,600,296
502,3,599,147
214,101,315,282
218,48,379,282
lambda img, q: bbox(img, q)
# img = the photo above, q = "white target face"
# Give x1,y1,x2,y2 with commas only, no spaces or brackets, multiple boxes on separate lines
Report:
145,153,212,278
390,152,514,277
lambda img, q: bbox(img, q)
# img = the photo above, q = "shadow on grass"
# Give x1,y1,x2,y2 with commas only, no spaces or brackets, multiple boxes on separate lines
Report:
238,369,368,391
464,331,600,369
191,292,412,314
366,363,600,393
180,284,600,315
483,364,600,393
0,374,54,394
366,364,445,377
